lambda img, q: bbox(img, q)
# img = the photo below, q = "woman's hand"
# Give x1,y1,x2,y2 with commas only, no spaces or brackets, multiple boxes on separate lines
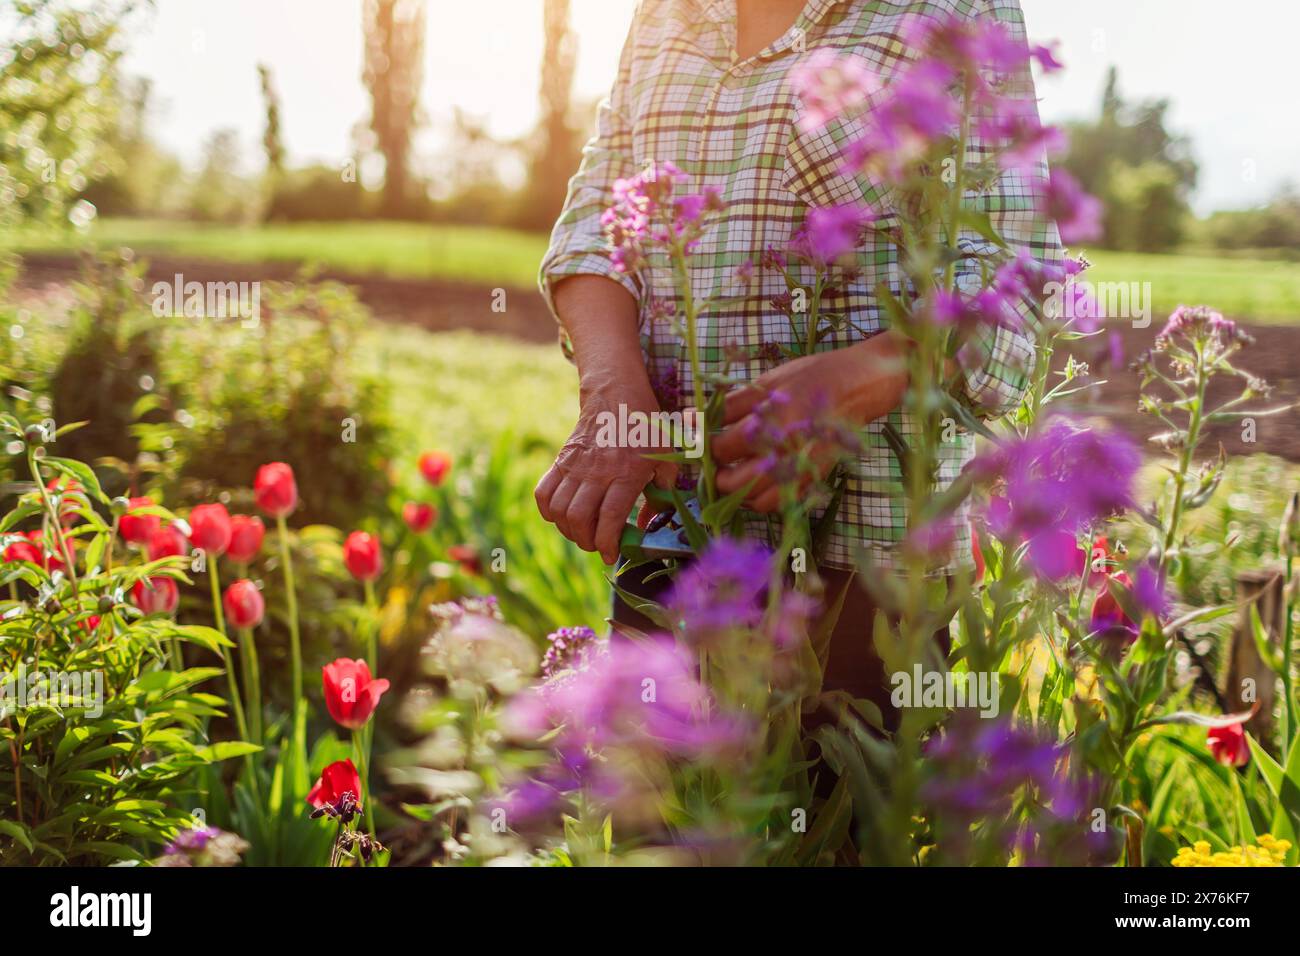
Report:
713,331,909,512
535,275,676,565
535,379,677,565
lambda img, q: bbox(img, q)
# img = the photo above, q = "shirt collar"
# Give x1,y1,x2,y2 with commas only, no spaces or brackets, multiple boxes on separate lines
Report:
695,0,843,28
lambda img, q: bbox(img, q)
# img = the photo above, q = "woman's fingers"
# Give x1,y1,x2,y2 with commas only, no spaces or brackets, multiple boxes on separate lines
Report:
562,480,607,552
712,413,757,465
594,478,642,565
534,466,565,522
723,385,765,425
716,453,769,496
747,484,782,513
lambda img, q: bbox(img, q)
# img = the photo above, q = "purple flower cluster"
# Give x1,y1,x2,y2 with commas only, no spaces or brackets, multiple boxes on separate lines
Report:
1045,169,1104,245
1155,304,1251,352
972,417,1139,578
787,203,876,269
602,162,724,274
736,389,863,488
495,636,747,829
540,625,601,679
666,537,773,637
922,716,1115,865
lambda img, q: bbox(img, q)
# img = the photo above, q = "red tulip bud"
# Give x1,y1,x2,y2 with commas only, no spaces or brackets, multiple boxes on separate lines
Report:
418,450,452,486
189,503,232,557
343,531,383,582
402,501,436,533
120,497,161,544
321,658,390,730
254,462,298,518
223,578,265,629
226,515,265,563
133,576,179,615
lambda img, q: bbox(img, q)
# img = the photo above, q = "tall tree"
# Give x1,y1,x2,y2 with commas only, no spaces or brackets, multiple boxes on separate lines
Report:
362,0,426,219
258,63,286,176
522,0,580,229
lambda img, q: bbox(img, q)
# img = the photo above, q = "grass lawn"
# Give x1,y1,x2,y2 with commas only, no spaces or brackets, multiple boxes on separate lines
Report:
1086,250,1300,325
7,218,1298,322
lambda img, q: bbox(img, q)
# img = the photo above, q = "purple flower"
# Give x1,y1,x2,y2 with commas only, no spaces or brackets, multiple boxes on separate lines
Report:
971,417,1139,576
666,537,773,637
1045,169,1104,244
789,48,881,131
541,626,601,679
507,635,742,756
787,204,874,269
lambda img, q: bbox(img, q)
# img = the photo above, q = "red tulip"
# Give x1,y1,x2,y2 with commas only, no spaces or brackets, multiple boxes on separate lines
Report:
307,758,363,810
81,614,102,635
1207,722,1250,768
2,532,44,566
223,579,265,629
120,497,161,544
254,462,298,518
133,576,179,615
448,543,482,576
226,515,265,563
322,658,390,730
1090,572,1136,634
418,450,452,486
146,525,188,561
402,501,436,533
189,503,232,556
27,530,65,574
343,531,383,582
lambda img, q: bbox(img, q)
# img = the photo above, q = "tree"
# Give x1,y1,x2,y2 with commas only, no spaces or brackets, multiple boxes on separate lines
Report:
0,0,143,227
1060,67,1198,252
519,0,581,229
362,0,426,219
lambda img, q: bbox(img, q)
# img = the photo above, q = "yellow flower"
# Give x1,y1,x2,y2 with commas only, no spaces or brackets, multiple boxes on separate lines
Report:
1172,835,1292,867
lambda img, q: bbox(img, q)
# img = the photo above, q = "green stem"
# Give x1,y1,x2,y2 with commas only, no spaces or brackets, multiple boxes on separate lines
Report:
276,514,303,709
209,561,259,799
238,626,263,745
352,728,375,841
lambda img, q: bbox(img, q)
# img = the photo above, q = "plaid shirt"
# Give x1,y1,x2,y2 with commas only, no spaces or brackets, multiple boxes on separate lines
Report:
540,0,1064,570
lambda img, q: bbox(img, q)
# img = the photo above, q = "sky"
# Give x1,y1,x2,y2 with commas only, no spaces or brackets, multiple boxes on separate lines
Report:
120,0,1300,214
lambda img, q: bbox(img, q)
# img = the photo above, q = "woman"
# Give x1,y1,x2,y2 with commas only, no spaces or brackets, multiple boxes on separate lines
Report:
534,0,1063,722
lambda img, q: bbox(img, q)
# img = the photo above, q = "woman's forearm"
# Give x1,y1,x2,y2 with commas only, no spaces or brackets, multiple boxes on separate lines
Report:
552,275,652,401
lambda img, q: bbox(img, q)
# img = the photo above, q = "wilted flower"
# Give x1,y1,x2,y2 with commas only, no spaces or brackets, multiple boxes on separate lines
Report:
308,758,364,813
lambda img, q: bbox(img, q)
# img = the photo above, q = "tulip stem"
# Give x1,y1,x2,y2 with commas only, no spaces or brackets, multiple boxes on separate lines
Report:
362,578,379,838
276,514,307,796
352,728,375,842
210,561,259,800
238,626,263,745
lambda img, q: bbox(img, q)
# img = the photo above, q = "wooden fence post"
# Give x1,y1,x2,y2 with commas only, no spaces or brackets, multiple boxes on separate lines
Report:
1224,569,1285,752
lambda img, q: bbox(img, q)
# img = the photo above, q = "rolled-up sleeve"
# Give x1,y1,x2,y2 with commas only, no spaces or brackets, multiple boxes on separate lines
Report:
951,0,1066,419
538,6,644,336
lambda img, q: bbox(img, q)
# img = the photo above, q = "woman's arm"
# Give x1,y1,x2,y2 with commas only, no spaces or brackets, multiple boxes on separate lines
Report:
534,276,677,565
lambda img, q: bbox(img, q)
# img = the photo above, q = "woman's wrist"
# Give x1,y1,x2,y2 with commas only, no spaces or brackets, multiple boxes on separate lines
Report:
835,330,911,423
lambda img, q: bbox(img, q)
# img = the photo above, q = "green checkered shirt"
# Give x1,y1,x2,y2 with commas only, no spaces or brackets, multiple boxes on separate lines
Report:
540,0,1065,570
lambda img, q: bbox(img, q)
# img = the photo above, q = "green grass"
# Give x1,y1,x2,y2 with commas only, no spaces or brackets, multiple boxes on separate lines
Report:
7,219,1299,322
3,218,548,289
359,324,578,478
1087,250,1300,325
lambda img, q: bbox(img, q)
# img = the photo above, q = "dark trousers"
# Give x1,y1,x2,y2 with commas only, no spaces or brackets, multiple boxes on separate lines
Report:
611,560,950,735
